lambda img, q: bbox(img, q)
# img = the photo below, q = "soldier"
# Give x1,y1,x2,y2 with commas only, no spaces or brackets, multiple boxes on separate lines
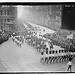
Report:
53,50,58,63
45,48,49,64
48,50,52,64
57,50,61,63
51,50,55,63
40,50,45,64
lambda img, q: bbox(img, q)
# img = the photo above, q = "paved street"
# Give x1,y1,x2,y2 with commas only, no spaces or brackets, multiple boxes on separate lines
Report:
0,5,75,73
0,38,75,72
0,21,75,72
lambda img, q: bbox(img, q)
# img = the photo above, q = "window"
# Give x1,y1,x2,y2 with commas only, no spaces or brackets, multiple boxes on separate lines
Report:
4,10,7,15
7,10,12,15
0,19,3,22
0,10,3,15
1,19,3,22
7,19,10,22
11,19,13,22
4,19,6,22
7,10,10,15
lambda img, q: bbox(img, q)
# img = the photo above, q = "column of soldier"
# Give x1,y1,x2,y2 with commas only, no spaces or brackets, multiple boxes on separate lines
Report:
11,31,75,64
25,31,75,64
11,35,24,48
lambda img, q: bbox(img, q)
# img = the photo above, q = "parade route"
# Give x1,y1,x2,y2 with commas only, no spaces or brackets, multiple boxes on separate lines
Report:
0,38,75,72
0,21,75,72
0,4,75,73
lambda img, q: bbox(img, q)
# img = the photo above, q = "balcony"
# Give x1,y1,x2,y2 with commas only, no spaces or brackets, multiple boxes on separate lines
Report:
5,22,14,25
0,15,16,18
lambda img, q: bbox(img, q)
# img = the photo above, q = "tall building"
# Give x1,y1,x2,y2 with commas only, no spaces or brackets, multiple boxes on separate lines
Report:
23,5,62,30
0,5,17,33
36,5,62,30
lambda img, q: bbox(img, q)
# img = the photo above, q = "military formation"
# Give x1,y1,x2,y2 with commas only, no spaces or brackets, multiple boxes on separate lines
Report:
10,23,75,65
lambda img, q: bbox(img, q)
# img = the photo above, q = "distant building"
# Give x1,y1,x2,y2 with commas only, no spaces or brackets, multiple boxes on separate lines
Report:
0,5,17,33
27,5,62,30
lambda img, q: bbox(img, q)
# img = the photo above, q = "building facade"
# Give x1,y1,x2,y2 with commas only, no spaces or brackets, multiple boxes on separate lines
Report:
0,5,17,33
23,5,62,31
36,5,62,30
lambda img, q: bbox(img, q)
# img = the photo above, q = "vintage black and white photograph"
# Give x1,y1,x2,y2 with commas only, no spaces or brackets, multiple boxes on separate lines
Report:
0,2,75,73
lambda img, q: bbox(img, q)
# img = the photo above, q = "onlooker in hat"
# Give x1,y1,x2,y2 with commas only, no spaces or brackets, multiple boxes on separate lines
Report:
67,56,72,72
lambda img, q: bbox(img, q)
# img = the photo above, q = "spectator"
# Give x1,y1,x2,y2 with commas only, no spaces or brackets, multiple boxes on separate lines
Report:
67,57,72,72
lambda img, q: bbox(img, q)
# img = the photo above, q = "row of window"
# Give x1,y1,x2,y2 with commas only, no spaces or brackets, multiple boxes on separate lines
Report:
0,9,13,16
0,18,14,23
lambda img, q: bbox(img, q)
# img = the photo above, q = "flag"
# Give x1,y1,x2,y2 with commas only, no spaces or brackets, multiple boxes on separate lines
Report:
67,33,73,39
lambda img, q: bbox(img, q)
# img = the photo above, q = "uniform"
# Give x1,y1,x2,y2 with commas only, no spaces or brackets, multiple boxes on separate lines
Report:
51,50,55,63
40,51,45,64
48,51,51,63
45,48,49,64
53,50,58,63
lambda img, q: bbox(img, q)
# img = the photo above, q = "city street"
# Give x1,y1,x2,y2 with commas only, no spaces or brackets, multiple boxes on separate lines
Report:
0,38,75,72
0,5,75,73
0,21,75,72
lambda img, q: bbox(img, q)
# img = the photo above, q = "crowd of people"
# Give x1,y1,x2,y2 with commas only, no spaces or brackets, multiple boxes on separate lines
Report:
25,33,75,64
43,29,75,51
10,29,75,65
9,23,75,66
0,31,11,44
